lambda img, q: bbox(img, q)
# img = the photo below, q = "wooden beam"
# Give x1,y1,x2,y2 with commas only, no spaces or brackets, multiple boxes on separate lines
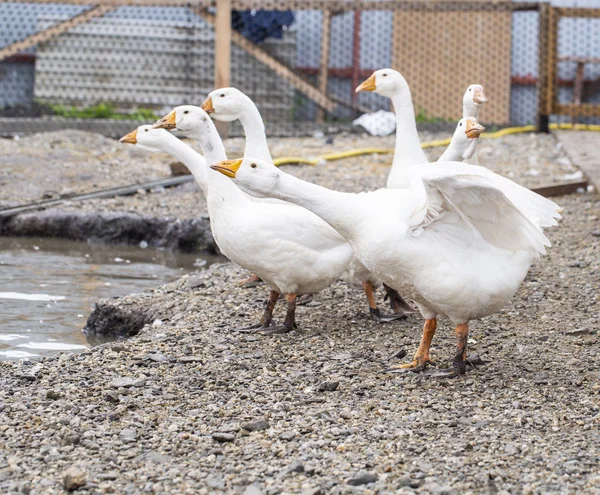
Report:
545,6,558,116
317,9,332,123
0,5,115,63
530,180,588,198
0,0,523,10
214,0,232,138
555,103,600,117
196,9,337,112
555,7,600,18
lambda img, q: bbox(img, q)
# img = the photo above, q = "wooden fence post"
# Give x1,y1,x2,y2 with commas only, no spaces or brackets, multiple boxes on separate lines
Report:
317,9,331,124
536,2,550,133
214,0,232,138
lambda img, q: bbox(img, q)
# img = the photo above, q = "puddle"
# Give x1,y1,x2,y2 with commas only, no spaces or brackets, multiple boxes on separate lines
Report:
0,236,218,361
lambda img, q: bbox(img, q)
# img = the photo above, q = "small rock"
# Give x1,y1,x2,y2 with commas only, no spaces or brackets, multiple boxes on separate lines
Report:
398,477,422,488
146,353,170,363
243,484,265,495
46,390,60,400
97,472,118,481
241,420,269,432
339,410,353,420
317,381,339,392
104,391,119,404
279,431,296,441
566,328,593,336
63,467,86,491
347,472,378,486
109,377,136,388
206,475,225,489
119,428,137,442
212,432,235,443
281,460,304,476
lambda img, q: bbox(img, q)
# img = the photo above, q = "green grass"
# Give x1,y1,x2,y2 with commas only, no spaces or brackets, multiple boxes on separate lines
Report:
49,103,159,121
414,109,454,125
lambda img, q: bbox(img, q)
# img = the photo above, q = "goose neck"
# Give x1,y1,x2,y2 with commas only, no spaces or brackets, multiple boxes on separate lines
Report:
158,136,208,194
239,107,272,162
269,172,364,241
388,90,428,187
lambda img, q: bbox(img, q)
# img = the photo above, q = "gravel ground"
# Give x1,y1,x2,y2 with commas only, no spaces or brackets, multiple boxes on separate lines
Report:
1,189,599,494
0,129,581,219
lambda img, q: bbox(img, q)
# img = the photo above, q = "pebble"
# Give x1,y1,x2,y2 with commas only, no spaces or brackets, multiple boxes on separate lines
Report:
241,420,269,432
212,432,235,443
317,381,339,392
347,472,378,486
63,467,86,491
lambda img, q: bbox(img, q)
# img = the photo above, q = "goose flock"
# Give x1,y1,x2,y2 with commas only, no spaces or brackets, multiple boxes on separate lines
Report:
119,68,560,378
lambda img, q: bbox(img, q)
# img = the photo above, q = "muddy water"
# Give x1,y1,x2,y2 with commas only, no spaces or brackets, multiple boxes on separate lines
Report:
0,237,217,361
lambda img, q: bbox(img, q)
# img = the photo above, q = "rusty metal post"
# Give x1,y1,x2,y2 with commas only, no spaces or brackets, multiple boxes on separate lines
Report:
536,2,550,133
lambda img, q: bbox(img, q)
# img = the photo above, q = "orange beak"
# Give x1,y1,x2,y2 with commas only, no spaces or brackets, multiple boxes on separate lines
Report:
210,158,242,178
355,74,377,93
473,87,488,105
153,110,176,130
201,97,214,114
465,119,485,139
119,129,138,144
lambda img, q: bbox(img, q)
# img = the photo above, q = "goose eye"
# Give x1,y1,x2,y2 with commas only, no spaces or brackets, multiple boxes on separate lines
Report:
144,129,149,132
184,110,189,114
469,88,472,91
220,94,225,98
459,123,462,126
382,73,387,77
250,163,257,169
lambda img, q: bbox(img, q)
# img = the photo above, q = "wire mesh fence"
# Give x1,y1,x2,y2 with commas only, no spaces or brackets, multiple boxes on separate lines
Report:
0,0,599,137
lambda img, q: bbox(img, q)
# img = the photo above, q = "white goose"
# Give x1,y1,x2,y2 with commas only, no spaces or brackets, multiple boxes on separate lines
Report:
201,87,414,316
355,69,428,189
211,156,560,377
437,117,485,162
119,125,208,195
463,84,488,119
152,106,405,332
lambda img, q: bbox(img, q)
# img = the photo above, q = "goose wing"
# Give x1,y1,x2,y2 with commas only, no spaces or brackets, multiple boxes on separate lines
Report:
407,163,552,255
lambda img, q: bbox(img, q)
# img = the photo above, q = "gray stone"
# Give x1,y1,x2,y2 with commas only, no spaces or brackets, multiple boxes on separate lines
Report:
317,381,339,392
241,420,269,432
63,467,86,491
347,472,378,486
212,432,235,443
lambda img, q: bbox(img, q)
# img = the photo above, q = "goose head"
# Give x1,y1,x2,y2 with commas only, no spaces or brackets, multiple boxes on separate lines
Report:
210,157,279,197
463,84,488,109
450,117,485,160
461,117,485,140
153,105,213,138
355,68,409,98
201,87,251,122
119,124,174,153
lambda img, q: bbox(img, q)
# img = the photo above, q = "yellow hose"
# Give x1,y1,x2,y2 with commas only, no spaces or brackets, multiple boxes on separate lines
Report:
273,122,600,166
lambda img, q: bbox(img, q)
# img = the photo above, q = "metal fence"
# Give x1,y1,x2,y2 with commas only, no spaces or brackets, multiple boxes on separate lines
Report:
0,0,599,137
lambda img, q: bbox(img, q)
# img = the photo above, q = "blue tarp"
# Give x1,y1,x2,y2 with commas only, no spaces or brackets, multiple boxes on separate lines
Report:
232,10,295,43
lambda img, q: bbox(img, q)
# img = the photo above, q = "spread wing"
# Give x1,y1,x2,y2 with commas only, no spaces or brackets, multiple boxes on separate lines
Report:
407,164,552,255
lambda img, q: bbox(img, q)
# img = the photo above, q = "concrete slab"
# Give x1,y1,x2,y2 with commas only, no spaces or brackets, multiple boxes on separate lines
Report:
554,130,600,190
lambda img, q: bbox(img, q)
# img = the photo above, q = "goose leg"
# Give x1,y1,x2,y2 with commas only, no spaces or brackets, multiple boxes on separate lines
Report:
238,273,264,288
235,290,279,332
260,293,298,335
383,283,416,314
364,281,405,323
387,318,437,372
435,323,470,378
